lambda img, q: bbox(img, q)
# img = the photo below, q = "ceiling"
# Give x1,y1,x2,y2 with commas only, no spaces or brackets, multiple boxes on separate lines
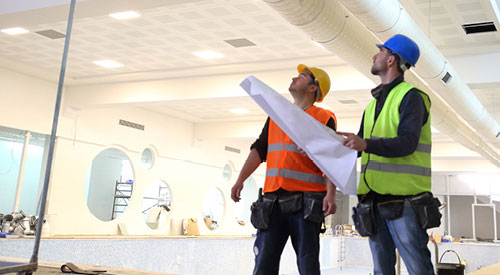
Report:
0,0,499,145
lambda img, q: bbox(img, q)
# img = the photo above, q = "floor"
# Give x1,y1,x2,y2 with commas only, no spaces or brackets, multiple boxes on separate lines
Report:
0,257,172,275
286,266,408,275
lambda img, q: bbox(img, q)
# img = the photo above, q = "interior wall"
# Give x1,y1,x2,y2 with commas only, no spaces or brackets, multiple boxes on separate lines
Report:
2,67,500,237
0,68,57,134
46,105,266,236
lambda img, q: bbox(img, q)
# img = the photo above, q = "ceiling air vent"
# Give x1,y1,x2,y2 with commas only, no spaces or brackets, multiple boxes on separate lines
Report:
338,99,358,104
224,38,256,48
462,22,497,34
225,146,241,154
35,29,65,39
119,119,145,131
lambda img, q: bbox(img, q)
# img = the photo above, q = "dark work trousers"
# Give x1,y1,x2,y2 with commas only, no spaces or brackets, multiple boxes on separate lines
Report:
252,201,322,275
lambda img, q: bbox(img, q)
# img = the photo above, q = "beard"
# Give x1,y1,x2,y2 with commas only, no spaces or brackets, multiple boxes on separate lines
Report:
371,64,380,75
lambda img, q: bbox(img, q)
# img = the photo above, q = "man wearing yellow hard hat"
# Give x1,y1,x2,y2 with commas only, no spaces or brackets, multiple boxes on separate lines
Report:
231,64,337,274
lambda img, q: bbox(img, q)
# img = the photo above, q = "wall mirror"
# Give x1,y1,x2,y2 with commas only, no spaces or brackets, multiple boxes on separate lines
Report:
234,177,258,226
142,180,172,229
202,187,225,230
141,148,154,170
84,148,134,221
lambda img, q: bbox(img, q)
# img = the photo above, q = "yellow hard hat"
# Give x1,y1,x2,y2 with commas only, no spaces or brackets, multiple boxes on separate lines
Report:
297,64,331,102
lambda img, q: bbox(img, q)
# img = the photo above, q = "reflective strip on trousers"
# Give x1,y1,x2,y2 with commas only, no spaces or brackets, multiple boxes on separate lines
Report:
371,136,431,153
266,168,325,185
361,161,431,177
267,143,301,154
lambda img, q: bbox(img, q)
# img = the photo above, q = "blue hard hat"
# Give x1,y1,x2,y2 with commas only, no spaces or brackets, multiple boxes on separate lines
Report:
376,34,420,67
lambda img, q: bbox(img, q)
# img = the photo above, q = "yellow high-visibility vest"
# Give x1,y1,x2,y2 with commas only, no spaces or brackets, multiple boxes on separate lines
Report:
358,82,431,195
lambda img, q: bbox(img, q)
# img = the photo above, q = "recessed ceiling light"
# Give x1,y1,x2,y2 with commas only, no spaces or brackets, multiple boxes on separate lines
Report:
1,27,29,35
229,108,250,114
92,60,124,68
431,126,440,134
193,50,224,59
109,11,141,20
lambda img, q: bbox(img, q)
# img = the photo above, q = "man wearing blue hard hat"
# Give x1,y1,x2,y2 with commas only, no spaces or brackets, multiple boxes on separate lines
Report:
339,34,440,275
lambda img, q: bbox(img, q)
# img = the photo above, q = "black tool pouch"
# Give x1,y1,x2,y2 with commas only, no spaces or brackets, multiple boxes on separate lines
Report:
352,199,375,237
279,192,303,214
408,192,442,229
303,192,326,224
377,199,404,220
250,197,275,230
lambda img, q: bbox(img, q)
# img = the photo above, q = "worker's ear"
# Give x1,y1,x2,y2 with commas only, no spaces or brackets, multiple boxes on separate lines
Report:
309,83,319,97
387,55,398,68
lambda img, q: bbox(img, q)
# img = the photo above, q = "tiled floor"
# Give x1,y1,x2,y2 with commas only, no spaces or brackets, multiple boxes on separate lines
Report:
286,266,409,275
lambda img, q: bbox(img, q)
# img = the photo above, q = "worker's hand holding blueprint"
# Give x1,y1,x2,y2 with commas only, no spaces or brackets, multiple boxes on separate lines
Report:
240,76,358,195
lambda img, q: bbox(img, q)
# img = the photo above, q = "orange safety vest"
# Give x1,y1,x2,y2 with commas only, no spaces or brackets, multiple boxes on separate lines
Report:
264,105,336,193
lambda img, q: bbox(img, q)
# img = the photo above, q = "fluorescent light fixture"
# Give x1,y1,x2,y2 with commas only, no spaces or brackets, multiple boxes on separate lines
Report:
431,126,440,134
92,60,124,68
193,50,224,59
229,108,250,114
109,11,141,20
312,40,325,49
1,27,28,35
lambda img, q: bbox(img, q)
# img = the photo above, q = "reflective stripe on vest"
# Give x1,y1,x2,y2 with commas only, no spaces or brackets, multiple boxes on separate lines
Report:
266,168,326,185
267,143,302,154
372,136,431,153
359,81,432,195
361,161,431,177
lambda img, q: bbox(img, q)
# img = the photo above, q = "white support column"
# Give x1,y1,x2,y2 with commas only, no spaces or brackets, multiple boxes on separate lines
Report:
494,204,498,242
13,131,31,212
472,203,476,240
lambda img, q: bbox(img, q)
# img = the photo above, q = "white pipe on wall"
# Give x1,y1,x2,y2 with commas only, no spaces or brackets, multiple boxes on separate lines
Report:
263,0,500,168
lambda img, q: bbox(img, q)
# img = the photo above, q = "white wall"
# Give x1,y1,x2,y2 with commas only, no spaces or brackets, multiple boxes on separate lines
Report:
2,67,500,238
0,67,57,134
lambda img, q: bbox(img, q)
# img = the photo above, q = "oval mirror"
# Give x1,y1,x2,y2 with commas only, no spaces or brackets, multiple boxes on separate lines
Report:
84,148,134,221
202,187,225,230
142,180,172,229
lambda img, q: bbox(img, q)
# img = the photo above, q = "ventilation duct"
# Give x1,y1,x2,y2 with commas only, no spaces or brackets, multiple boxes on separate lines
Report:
264,0,500,168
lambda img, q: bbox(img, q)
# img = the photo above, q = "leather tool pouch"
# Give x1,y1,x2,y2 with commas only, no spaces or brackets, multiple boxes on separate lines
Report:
250,197,275,230
408,192,442,229
278,192,303,214
303,192,326,224
377,198,405,220
352,198,375,237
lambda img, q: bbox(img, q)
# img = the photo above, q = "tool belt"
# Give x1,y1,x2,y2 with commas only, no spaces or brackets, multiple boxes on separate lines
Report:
408,192,442,229
250,190,326,230
352,192,442,236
